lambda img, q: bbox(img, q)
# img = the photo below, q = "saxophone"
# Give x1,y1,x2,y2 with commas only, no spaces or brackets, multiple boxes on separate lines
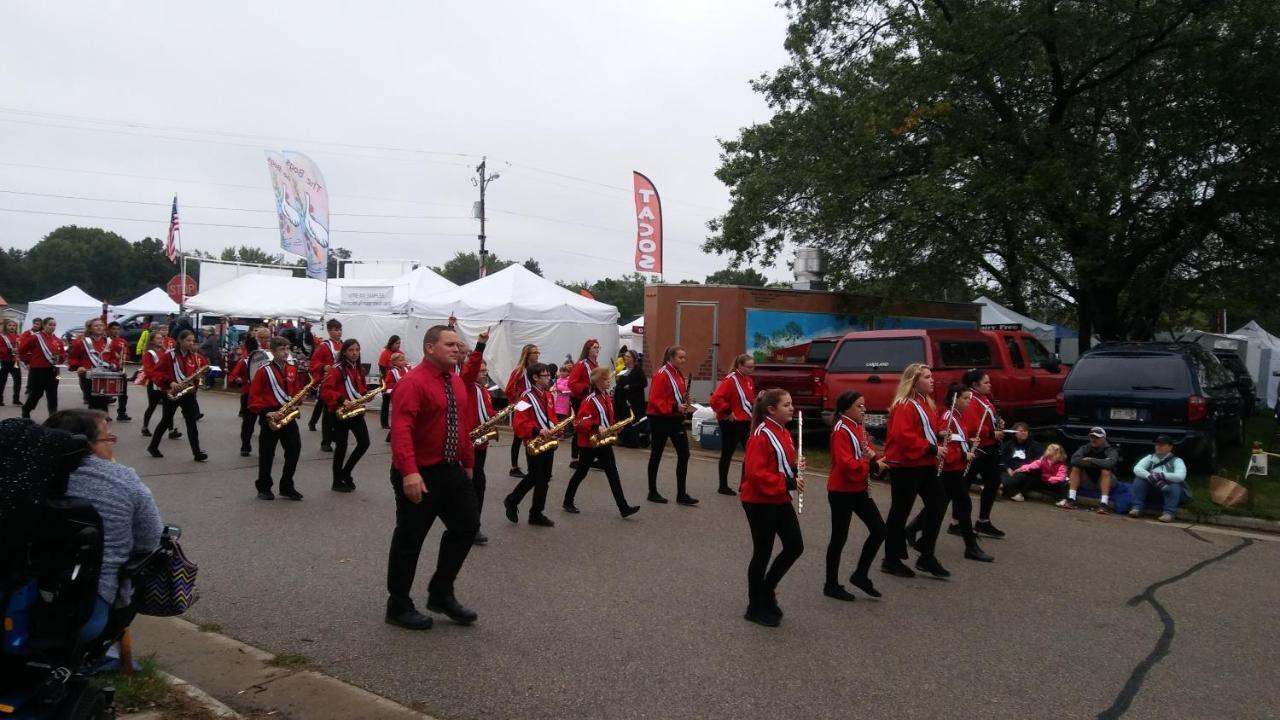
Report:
590,411,635,448
336,384,385,421
167,365,210,400
526,412,574,456
268,379,316,431
471,404,515,447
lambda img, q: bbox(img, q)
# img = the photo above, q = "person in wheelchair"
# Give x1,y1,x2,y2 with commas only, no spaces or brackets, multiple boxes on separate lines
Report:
42,409,164,643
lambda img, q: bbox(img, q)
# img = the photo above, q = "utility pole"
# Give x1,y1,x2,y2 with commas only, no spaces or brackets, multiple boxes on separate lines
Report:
472,157,500,279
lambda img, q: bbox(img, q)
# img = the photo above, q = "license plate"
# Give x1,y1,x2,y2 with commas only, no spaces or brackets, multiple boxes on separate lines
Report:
864,413,888,428
1109,407,1138,421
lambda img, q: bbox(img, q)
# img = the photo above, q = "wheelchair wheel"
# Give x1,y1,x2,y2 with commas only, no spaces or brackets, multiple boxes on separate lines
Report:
54,676,108,720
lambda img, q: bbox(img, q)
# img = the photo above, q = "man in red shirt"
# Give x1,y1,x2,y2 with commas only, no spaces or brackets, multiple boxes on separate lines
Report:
249,337,304,501
307,318,343,451
386,325,479,631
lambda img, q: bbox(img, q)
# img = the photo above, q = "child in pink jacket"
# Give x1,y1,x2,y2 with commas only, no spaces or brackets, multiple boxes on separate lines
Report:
553,362,574,420
1003,443,1069,501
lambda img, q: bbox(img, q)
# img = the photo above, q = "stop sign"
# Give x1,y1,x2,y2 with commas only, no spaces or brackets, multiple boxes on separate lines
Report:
166,274,198,304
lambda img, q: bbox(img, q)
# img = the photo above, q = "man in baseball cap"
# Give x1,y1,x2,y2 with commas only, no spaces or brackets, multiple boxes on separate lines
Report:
1128,435,1187,522
1058,426,1120,512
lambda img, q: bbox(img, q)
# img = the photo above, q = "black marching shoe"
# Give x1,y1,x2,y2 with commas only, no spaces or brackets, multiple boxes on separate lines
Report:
905,526,922,553
824,583,857,602
320,443,333,453
620,505,640,518
717,486,737,496
562,503,580,514
141,427,152,437
503,496,519,523
193,451,208,463
308,422,317,432
569,460,579,469
676,494,699,506
881,560,916,578
169,430,182,440
116,414,132,422
257,489,275,501
426,595,478,625
279,488,304,501
849,574,882,598
509,467,525,478
343,475,357,491
975,520,1006,539
647,492,669,504
147,447,163,458
385,604,433,631
331,481,354,493
767,591,784,619
528,513,555,527
915,555,951,578
240,447,252,457
964,544,994,562
473,529,489,545
743,602,781,628
946,524,965,537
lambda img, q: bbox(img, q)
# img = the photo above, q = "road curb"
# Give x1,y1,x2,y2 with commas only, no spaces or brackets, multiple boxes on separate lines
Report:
158,671,242,718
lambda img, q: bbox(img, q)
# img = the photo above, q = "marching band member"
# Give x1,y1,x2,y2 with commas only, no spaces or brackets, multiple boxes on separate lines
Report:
567,338,601,467
881,363,948,579
740,389,804,627
321,339,370,493
378,335,401,430
249,337,304,501
503,363,558,527
308,318,343,452
456,329,490,544
139,334,175,438
646,345,697,505
505,344,541,477
106,321,131,421
562,366,640,518
386,325,479,631
229,337,257,456
905,383,994,564
824,391,888,601
19,316,65,420
145,329,208,462
962,369,1007,538
710,353,756,496
382,351,409,442
69,319,118,412
0,318,22,405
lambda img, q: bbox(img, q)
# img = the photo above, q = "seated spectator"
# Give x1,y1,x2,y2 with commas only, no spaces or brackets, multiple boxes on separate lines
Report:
43,409,163,641
1003,443,1068,501
1058,426,1120,513
1128,435,1188,523
998,422,1044,478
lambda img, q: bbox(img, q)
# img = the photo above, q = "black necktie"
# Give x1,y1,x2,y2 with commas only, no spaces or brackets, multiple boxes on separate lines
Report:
442,372,458,463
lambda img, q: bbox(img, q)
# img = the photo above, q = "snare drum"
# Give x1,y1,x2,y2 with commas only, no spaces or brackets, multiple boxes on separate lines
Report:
89,368,127,397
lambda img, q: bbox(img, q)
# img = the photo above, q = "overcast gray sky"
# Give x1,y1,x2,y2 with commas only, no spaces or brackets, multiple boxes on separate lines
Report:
0,1,794,285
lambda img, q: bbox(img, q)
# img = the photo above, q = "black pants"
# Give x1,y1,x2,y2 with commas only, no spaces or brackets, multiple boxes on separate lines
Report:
257,414,301,493
380,393,391,429
1004,470,1068,500
826,490,886,586
909,469,977,547
718,420,749,490
143,386,165,429
148,393,201,455
387,463,479,610
508,446,554,515
332,413,370,484
21,367,57,417
964,447,1001,521
509,430,525,469
309,398,333,445
569,398,585,460
647,415,689,497
474,447,487,517
742,502,804,603
0,360,19,402
884,465,945,562
116,385,128,417
564,445,631,511
78,374,92,405
239,395,257,452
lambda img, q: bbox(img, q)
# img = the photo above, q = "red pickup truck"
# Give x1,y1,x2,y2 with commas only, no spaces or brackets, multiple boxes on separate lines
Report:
821,328,1068,433
752,337,839,419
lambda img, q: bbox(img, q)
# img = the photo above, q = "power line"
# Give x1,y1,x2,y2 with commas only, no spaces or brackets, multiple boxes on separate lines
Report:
0,189,474,220
0,207,476,237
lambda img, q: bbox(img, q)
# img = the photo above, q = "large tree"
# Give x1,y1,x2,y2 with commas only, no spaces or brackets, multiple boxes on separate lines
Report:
432,251,543,286
707,0,1280,347
559,272,648,320
705,267,770,287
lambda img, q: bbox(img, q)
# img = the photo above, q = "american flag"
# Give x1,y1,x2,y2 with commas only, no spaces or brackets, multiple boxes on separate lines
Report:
165,196,180,264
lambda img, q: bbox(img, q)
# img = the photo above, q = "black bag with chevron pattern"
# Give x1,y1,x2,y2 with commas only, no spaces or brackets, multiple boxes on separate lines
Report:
132,528,199,617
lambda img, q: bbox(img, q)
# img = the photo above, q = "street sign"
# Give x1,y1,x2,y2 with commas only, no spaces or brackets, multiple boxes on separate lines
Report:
166,274,198,304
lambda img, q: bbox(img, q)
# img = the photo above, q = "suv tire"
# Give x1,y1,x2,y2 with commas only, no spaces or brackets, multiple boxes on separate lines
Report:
1194,436,1219,474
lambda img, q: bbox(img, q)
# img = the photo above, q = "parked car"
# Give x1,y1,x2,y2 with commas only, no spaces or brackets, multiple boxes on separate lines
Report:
824,328,1067,434
1057,342,1243,472
1212,350,1255,417
751,337,839,422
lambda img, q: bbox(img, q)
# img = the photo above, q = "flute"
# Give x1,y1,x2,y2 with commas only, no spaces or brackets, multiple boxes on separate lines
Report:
963,411,987,477
796,410,805,515
937,394,957,477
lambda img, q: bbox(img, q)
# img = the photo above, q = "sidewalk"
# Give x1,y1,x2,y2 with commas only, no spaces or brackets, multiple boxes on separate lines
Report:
126,616,433,720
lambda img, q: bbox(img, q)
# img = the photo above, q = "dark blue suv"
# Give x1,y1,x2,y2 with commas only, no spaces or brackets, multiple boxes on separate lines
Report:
1057,343,1243,472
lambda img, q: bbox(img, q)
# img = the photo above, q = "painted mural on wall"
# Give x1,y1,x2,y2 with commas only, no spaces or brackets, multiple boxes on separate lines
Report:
745,309,976,361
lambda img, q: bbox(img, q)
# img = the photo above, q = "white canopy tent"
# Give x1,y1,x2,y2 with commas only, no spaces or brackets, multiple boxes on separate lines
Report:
1233,321,1280,407
974,296,1056,348
26,286,105,333
113,287,179,318
185,274,326,319
619,316,644,348
325,267,456,315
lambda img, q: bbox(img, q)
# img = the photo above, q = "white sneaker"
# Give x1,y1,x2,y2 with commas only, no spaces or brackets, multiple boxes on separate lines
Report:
1010,493,1025,502
1128,508,1140,518
1158,512,1174,523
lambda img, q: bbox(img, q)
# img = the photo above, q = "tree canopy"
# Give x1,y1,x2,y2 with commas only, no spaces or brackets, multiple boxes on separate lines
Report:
707,0,1280,346
432,251,543,285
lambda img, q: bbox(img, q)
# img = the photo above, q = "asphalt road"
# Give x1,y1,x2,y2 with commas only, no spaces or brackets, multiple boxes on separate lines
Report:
10,384,1280,720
